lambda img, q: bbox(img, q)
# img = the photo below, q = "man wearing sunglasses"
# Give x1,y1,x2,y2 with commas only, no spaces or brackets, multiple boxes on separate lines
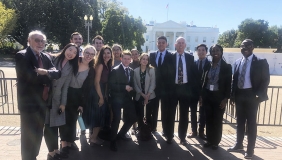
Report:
15,30,60,160
228,39,270,159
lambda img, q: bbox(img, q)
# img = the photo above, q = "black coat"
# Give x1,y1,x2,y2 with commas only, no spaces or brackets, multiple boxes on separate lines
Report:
15,47,60,112
231,54,270,102
202,59,232,100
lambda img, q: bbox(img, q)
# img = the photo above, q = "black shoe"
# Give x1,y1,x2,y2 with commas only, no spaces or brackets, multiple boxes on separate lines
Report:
198,132,207,140
110,141,117,152
203,142,212,147
69,142,79,150
212,145,218,150
244,152,253,159
47,154,61,160
180,140,187,145
117,134,131,141
162,131,167,137
187,132,197,138
227,145,244,152
166,138,172,144
60,147,69,154
56,152,68,159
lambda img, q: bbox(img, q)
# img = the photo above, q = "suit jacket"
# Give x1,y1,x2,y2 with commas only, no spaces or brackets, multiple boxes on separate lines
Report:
202,59,232,100
192,58,211,98
15,47,59,112
149,50,172,97
133,67,156,101
170,52,194,90
46,57,73,127
109,64,134,100
231,54,270,102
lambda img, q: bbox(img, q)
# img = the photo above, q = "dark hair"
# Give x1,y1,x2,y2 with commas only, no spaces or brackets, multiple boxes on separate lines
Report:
56,43,79,75
92,35,104,44
196,44,208,52
95,45,112,69
131,49,139,55
209,44,227,61
243,39,254,44
70,32,82,40
158,36,167,42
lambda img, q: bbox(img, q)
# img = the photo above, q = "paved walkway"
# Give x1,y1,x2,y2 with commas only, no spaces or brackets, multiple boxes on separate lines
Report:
0,126,282,160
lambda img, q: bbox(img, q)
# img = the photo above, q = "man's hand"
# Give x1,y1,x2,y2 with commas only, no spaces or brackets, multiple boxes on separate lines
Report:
59,105,65,112
125,85,133,92
220,98,228,109
77,106,83,113
35,68,48,75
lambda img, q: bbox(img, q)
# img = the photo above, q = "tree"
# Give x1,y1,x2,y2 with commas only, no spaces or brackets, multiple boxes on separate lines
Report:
217,29,237,48
0,2,17,37
101,4,146,50
235,18,269,47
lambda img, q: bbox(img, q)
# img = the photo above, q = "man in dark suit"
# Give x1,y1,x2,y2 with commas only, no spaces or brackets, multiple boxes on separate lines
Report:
15,30,59,160
228,39,270,159
168,37,194,145
149,36,172,134
187,44,210,140
109,51,137,151
70,32,83,56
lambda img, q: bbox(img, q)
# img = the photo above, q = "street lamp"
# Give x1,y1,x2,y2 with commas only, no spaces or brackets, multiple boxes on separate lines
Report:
84,15,93,44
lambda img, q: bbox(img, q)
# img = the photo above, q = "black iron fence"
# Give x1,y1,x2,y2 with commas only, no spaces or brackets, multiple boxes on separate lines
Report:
0,77,282,126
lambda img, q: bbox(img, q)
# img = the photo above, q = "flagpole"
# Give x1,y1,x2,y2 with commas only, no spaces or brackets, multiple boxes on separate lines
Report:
166,4,169,21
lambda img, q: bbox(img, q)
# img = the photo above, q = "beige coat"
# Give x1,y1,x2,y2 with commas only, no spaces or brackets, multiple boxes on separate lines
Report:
134,67,156,101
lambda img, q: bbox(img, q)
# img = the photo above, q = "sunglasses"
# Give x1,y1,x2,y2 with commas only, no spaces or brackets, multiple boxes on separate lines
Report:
34,38,46,44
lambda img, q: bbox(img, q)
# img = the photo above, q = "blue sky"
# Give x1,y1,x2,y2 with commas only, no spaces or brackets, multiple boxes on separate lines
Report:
119,0,282,34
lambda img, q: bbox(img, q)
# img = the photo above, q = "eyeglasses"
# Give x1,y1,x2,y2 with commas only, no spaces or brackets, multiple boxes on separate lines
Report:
240,44,253,49
34,38,46,44
84,51,95,57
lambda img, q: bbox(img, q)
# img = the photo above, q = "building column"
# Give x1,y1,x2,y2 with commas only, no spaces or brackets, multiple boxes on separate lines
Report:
153,31,156,51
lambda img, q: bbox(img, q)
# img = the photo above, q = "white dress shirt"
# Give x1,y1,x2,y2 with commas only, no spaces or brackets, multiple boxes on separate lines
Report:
239,54,253,89
175,53,188,84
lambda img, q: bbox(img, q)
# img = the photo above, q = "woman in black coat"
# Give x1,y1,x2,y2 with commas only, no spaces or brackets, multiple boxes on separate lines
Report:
201,44,232,150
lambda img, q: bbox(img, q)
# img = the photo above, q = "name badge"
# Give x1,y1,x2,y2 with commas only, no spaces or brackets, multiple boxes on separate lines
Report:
210,85,214,91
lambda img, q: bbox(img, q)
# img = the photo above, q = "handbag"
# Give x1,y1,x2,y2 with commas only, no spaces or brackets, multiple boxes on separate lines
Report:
77,113,86,131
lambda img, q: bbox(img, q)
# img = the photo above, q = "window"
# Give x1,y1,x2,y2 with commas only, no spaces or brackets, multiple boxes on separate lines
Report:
146,35,149,41
211,37,215,43
203,37,206,43
187,36,190,42
195,37,198,43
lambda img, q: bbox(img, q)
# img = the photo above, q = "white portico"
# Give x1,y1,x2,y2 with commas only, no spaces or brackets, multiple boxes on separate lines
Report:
141,20,219,52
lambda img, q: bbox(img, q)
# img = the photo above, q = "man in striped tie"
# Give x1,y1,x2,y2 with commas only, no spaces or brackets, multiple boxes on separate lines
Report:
228,39,270,159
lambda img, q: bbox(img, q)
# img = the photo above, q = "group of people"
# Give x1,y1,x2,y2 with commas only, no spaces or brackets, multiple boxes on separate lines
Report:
15,29,269,160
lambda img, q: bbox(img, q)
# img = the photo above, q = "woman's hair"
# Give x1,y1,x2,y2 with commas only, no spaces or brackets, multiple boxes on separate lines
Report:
56,43,79,75
81,45,96,69
112,43,123,57
139,53,153,68
209,44,226,61
95,45,113,69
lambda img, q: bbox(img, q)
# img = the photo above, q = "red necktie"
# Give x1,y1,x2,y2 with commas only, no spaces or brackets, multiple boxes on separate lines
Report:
37,54,49,101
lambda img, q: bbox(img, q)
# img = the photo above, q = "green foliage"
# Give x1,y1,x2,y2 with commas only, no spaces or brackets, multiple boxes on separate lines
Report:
218,29,237,48
101,2,146,51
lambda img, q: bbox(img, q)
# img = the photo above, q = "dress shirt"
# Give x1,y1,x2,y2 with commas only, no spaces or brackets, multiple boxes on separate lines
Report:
155,50,166,67
122,63,131,81
175,53,188,84
198,58,207,70
206,59,221,91
239,54,253,89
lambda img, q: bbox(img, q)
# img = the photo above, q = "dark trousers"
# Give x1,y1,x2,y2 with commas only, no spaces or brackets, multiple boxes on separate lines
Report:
204,90,225,145
135,97,158,129
170,84,190,141
60,87,80,142
190,97,206,133
110,97,137,141
44,124,59,152
20,108,45,160
235,89,259,154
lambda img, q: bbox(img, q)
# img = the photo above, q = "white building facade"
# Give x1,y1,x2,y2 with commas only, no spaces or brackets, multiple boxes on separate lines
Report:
141,20,219,52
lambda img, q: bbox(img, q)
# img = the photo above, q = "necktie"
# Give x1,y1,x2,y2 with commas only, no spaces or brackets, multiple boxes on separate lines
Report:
238,58,248,89
178,54,183,84
199,60,203,78
158,52,162,67
37,54,49,101
125,68,129,83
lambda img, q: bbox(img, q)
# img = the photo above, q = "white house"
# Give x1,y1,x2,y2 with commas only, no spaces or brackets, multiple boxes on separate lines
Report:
141,20,219,52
